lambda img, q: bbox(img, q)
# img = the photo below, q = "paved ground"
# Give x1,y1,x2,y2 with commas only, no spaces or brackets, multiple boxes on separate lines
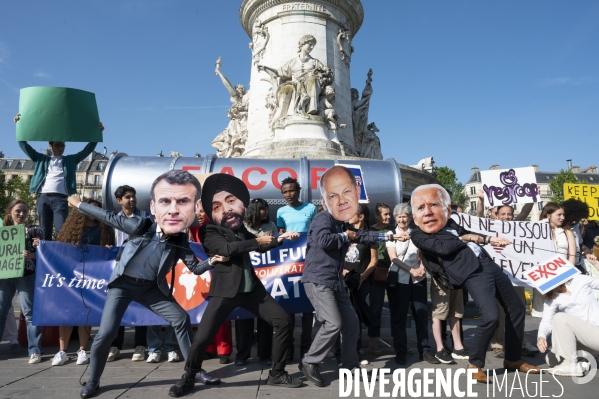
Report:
1,311,598,399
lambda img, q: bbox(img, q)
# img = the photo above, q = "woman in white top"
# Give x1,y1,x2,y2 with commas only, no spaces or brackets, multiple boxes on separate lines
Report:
385,203,436,365
541,202,577,264
532,203,578,317
537,254,599,377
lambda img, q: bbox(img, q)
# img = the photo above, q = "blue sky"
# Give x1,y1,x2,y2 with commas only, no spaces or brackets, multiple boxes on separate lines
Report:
1,0,598,183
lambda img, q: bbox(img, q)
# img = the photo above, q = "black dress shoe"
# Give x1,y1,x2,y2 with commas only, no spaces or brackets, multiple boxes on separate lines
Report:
234,358,247,366
195,369,221,385
521,347,536,358
395,353,407,365
80,380,100,398
169,373,195,397
219,354,231,364
267,370,302,388
299,359,324,387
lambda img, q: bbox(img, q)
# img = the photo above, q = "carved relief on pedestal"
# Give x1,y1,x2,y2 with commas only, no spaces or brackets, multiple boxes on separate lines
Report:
336,28,353,66
249,19,270,66
211,57,249,158
257,34,344,138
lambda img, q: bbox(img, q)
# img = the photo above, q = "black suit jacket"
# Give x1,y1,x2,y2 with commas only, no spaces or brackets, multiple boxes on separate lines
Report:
410,219,489,287
200,223,280,298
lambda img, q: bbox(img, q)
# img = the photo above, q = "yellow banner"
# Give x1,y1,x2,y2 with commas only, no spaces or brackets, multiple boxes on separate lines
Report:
564,183,599,220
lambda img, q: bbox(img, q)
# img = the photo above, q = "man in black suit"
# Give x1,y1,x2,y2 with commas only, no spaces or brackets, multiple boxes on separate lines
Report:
409,184,539,382
169,174,302,397
70,170,220,398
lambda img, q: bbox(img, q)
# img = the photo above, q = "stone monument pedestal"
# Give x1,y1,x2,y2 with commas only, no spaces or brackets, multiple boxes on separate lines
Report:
273,114,329,142
257,137,342,159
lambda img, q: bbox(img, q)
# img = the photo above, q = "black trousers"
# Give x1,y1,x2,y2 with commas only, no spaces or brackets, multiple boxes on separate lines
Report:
288,312,314,355
464,255,525,368
387,279,431,356
185,284,292,374
111,326,147,349
235,317,273,360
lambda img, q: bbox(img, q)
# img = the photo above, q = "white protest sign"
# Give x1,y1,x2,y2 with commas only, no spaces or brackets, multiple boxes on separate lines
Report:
480,167,539,208
452,213,555,286
525,255,580,295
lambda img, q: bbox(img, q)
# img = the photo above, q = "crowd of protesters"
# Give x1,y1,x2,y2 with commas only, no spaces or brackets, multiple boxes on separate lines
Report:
1,129,599,396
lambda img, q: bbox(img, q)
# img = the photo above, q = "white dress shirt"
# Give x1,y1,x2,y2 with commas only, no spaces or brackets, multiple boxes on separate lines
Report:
538,274,599,339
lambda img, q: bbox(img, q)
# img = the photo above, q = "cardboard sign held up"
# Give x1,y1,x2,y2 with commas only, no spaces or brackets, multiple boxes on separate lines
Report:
337,164,368,203
481,167,539,208
0,225,26,280
16,86,103,143
525,255,580,295
564,183,599,221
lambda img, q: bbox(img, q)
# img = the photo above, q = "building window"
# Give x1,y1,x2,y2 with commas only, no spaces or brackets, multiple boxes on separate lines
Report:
96,162,106,171
92,190,98,199
77,162,82,170
470,201,477,211
470,186,476,195
16,160,25,170
2,160,11,169
538,201,544,211
94,175,101,185
27,175,32,181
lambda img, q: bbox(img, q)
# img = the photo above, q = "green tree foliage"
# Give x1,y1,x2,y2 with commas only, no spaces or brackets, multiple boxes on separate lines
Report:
434,166,468,209
549,169,586,203
0,171,36,222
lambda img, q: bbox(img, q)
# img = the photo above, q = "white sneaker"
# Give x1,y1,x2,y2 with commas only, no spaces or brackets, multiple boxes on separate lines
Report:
107,347,120,362
168,350,182,362
52,351,67,366
326,350,335,358
523,337,539,352
547,360,584,377
76,350,89,365
28,353,42,364
132,346,146,361
147,352,161,363
360,359,369,366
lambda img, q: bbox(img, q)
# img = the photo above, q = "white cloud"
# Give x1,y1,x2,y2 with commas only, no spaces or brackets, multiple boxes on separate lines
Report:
539,76,597,86
33,71,52,78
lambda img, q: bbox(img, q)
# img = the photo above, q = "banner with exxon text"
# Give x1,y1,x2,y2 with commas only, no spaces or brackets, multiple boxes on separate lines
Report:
32,236,313,326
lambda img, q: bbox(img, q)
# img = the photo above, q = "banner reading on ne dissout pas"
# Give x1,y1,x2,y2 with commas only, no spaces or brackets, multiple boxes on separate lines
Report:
452,213,556,286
